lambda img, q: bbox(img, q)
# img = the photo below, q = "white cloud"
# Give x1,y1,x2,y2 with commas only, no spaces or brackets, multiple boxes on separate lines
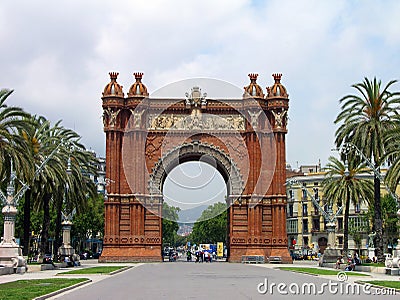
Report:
1,0,399,170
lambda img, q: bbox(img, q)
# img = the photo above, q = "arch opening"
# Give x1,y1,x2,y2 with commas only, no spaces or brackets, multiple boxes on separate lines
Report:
163,161,228,221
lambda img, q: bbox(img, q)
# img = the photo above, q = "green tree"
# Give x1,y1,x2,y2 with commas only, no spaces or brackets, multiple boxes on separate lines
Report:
191,202,227,244
0,89,32,178
348,214,369,255
18,115,51,255
381,194,400,251
334,77,400,261
26,120,97,255
72,194,104,253
367,194,400,252
0,89,33,255
323,156,373,255
162,202,180,246
384,122,400,191
51,128,99,256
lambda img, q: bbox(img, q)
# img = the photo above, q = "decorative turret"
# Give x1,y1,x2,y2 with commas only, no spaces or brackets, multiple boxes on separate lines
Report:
243,73,264,99
128,72,149,97
102,72,124,97
266,73,288,98
266,73,289,131
102,72,124,130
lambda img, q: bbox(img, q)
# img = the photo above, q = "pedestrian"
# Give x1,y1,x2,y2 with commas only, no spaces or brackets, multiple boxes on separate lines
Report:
335,256,344,269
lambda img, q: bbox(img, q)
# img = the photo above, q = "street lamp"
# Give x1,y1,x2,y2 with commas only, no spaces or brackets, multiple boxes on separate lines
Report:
338,142,400,269
286,178,343,265
0,142,64,273
57,154,77,265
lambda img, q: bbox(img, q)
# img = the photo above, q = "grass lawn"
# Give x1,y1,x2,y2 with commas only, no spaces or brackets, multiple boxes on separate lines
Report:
279,267,369,276
0,278,88,300
59,266,127,275
361,262,385,267
364,281,400,290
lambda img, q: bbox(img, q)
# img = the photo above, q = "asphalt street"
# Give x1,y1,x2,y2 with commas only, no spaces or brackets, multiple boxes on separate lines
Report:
48,261,399,300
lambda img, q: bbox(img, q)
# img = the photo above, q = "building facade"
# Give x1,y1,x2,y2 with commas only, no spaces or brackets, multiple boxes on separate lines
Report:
286,165,399,258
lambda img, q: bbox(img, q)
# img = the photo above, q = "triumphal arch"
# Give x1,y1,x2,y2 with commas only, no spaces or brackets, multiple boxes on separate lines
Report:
99,72,291,262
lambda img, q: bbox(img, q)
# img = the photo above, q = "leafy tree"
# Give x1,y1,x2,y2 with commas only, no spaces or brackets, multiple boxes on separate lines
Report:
0,89,32,178
381,194,400,251
334,77,400,261
174,233,189,248
367,194,400,252
72,194,104,253
51,128,99,255
0,89,33,254
24,120,98,255
18,115,50,255
348,214,369,254
323,156,373,255
384,121,400,191
191,202,227,244
162,202,180,246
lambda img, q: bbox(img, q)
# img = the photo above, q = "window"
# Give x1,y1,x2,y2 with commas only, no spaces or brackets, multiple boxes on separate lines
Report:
355,203,360,213
337,217,343,230
303,237,309,247
313,188,319,200
302,189,307,199
349,216,368,230
288,204,294,217
302,204,308,216
288,190,293,199
313,204,319,215
287,219,298,234
303,219,309,233
312,219,320,231
338,236,343,246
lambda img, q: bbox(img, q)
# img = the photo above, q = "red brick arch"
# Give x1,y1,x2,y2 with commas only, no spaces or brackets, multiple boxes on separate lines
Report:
99,74,291,262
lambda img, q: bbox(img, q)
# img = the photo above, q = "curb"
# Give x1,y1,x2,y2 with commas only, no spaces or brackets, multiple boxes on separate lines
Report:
33,279,92,300
109,266,133,275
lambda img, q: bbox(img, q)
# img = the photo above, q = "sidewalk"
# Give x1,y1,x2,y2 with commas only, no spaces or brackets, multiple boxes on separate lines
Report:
254,260,400,284
0,260,139,285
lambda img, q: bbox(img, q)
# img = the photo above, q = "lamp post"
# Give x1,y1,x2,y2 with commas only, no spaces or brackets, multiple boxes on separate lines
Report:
0,142,64,273
0,161,26,272
286,178,343,264
340,142,400,215
339,142,400,271
57,156,78,266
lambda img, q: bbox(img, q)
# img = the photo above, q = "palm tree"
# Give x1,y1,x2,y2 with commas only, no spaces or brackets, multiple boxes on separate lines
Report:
334,77,400,261
18,115,51,255
323,156,374,255
24,118,98,256
51,128,99,255
384,121,400,191
0,89,32,179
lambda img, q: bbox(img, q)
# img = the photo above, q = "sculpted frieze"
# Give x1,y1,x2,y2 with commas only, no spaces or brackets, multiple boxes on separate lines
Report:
147,113,245,131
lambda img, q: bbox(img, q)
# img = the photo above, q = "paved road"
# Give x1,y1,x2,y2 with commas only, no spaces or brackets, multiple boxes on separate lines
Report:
51,262,399,300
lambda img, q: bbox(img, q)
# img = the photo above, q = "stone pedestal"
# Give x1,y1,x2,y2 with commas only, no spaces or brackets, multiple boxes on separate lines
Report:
0,205,26,273
385,239,400,269
368,247,375,259
58,221,75,260
320,222,341,264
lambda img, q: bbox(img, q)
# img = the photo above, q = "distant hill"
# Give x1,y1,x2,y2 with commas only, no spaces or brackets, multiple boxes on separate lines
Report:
178,204,208,223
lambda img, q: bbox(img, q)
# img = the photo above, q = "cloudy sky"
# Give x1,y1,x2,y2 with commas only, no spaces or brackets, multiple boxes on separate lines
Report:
1,0,399,170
